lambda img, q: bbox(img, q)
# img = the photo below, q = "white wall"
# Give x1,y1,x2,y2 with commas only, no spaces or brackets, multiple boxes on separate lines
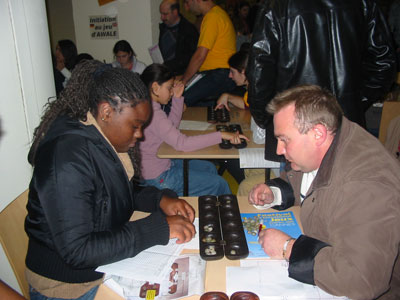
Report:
46,0,76,51
73,0,162,65
0,0,54,293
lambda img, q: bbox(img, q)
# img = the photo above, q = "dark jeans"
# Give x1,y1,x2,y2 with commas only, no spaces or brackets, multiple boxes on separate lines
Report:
29,285,99,300
184,68,236,107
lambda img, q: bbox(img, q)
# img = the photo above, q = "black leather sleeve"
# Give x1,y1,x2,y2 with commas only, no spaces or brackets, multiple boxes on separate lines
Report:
267,177,295,210
288,235,330,285
361,1,397,110
246,3,280,129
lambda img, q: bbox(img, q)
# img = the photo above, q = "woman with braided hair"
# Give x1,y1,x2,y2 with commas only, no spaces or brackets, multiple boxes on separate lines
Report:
25,60,195,300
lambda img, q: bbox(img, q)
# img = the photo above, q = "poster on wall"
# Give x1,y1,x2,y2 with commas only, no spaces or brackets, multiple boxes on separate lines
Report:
98,0,115,5
89,15,119,39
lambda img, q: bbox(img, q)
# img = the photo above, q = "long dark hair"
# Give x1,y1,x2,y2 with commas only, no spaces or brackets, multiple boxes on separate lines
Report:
140,63,174,92
57,39,78,70
228,49,249,73
113,40,136,58
29,60,150,177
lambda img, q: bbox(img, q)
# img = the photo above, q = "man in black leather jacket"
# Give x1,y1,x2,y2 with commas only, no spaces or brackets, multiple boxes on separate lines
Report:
159,0,199,76
246,0,397,161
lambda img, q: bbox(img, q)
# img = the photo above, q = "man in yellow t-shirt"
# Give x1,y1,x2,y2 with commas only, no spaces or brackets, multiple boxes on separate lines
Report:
182,0,237,106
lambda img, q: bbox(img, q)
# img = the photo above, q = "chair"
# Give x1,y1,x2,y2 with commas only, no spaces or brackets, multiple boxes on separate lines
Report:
0,189,29,298
379,100,400,144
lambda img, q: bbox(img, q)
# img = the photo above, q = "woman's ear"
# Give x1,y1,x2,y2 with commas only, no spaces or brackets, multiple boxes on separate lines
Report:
98,102,113,122
151,82,161,98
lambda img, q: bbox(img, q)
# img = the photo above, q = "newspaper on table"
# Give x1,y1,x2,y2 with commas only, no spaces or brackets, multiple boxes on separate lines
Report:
96,238,185,282
104,254,205,300
96,219,202,299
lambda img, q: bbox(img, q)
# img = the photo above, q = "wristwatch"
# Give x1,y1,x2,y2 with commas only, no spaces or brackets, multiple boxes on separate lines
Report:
282,237,295,261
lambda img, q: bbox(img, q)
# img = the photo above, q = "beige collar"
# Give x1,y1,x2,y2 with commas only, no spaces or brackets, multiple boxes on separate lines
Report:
81,112,134,180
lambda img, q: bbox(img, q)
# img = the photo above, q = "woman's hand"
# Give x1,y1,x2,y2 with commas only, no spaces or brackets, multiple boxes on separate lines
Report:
160,196,195,223
166,215,196,244
215,93,230,111
172,80,185,98
220,131,249,145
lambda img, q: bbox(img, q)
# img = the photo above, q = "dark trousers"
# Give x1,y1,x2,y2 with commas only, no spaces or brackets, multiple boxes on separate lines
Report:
184,68,236,107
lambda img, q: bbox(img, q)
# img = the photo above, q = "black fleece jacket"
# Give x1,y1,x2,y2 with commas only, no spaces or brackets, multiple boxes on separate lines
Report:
25,115,176,283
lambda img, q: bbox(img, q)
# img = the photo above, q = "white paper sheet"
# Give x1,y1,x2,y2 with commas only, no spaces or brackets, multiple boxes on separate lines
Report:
184,73,205,91
96,239,185,282
239,148,281,168
179,120,212,131
226,260,349,300
148,44,164,64
104,254,206,300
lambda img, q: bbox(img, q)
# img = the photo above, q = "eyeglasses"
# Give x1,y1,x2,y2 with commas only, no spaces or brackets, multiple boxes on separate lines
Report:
200,291,259,300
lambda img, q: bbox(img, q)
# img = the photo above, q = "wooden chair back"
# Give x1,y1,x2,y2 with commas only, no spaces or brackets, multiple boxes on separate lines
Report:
379,100,400,144
0,189,29,298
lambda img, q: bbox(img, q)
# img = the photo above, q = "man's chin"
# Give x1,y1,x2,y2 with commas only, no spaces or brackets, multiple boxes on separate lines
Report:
290,162,301,171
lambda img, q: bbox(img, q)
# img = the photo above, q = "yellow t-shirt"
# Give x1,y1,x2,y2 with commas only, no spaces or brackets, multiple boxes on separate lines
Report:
243,91,249,107
198,5,236,71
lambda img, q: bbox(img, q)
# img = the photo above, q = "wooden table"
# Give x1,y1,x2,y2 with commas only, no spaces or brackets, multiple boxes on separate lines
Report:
157,107,263,195
94,196,302,300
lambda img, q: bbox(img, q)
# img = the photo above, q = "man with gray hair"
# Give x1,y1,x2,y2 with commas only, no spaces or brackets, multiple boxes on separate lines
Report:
159,0,198,75
249,85,400,299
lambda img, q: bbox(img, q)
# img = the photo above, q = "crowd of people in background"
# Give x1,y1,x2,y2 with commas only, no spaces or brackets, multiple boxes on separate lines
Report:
49,0,400,187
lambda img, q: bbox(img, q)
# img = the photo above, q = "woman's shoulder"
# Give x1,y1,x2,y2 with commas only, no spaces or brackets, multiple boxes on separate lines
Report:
133,58,146,74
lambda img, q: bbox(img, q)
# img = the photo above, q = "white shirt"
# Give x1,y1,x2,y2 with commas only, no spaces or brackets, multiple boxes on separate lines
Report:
300,169,318,203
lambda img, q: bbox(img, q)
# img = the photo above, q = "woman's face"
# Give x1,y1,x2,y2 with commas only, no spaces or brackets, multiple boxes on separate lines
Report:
229,67,247,86
100,101,151,153
152,78,174,105
115,50,132,69
55,44,64,62
239,5,250,18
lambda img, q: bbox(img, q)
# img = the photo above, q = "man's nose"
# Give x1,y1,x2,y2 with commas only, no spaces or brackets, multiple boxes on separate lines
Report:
276,140,285,155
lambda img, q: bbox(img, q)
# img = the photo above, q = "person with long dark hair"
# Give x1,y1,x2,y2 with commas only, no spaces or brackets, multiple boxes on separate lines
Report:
25,60,195,300
53,39,78,94
112,40,146,74
139,63,248,196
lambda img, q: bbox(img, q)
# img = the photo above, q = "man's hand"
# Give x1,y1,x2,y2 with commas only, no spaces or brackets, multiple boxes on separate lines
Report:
248,183,274,206
160,196,195,223
258,228,291,259
166,215,196,244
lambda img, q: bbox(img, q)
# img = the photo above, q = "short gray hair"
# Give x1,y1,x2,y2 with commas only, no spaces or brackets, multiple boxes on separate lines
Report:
267,85,343,134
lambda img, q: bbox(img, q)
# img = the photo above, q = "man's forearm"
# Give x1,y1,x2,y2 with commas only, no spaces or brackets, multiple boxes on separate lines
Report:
182,47,208,84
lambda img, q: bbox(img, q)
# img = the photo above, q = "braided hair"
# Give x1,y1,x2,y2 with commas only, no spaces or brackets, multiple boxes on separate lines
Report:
29,60,150,179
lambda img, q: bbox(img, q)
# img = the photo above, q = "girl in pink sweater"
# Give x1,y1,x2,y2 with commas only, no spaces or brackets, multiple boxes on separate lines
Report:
140,64,248,196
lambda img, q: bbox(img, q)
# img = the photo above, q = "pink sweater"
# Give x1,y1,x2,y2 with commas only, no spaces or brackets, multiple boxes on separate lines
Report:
140,97,222,180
